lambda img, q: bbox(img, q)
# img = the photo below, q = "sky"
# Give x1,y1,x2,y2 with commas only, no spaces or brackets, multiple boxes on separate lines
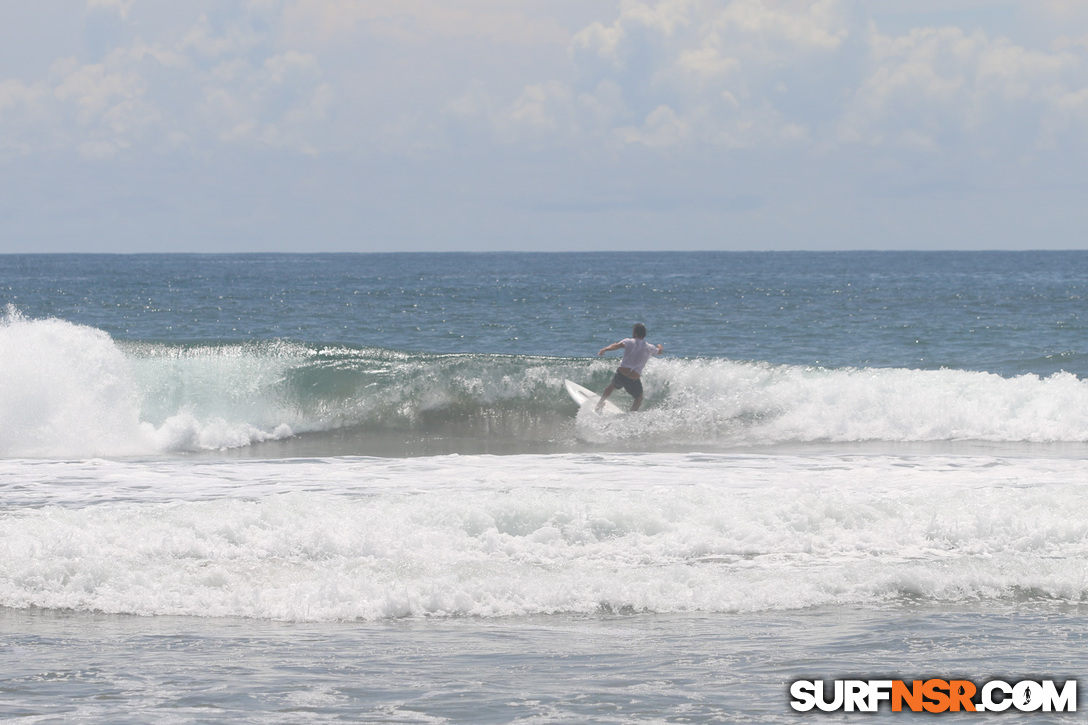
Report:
2,0,1088,253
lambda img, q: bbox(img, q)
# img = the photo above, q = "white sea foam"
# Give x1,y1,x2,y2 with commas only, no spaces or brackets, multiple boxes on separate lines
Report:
6,310,1088,458
0,312,295,457
580,359,1088,446
0,309,149,457
2,453,1087,621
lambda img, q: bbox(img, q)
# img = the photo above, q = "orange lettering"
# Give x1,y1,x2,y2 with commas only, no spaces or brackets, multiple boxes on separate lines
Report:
948,680,977,712
892,680,924,712
922,679,950,713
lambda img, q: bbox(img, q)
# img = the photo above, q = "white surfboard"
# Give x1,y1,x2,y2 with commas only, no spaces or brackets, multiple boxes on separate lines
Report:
564,379,624,416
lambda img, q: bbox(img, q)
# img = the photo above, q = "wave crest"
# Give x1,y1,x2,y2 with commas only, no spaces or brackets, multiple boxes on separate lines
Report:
4,311,1088,458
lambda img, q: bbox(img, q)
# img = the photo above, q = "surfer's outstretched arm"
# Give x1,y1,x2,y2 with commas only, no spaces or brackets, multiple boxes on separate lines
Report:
598,342,623,356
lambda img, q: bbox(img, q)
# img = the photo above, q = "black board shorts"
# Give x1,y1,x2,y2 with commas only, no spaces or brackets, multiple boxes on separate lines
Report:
612,370,643,398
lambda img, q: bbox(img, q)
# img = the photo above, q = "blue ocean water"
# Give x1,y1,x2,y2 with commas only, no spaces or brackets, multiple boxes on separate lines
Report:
7,251,1088,371
1,252,1087,722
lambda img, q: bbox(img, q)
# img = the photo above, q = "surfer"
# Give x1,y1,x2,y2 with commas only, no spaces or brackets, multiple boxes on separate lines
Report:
596,323,663,412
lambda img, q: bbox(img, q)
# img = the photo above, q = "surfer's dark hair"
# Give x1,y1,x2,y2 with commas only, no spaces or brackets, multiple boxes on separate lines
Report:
633,323,647,339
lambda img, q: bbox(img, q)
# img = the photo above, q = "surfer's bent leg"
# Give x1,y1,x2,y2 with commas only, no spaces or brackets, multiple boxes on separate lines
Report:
596,383,616,411
625,376,644,411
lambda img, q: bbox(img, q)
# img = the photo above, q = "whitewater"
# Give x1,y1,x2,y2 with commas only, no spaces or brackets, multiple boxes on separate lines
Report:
4,453,1088,623
5,309,1088,459
2,252,1087,723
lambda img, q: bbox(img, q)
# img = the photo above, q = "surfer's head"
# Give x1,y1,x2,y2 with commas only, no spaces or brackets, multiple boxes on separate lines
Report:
633,323,647,339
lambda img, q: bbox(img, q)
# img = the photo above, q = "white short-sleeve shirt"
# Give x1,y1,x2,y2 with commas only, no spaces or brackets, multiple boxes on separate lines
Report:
618,338,657,374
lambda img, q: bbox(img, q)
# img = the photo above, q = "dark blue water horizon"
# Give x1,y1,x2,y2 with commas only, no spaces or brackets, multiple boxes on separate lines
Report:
3,250,1087,376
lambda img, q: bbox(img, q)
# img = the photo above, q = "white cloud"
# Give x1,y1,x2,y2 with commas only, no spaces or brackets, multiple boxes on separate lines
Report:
676,46,740,79
714,0,852,52
4,0,1088,252
4,0,1088,165
471,0,1088,156
195,50,332,153
572,0,695,67
498,0,867,150
452,77,634,149
838,26,1086,151
0,6,336,159
180,13,264,59
616,103,688,147
0,79,49,117
53,59,145,125
0,79,53,159
497,82,578,143
574,0,856,71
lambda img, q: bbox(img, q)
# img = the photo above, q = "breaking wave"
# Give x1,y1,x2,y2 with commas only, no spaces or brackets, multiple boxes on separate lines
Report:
4,311,1088,458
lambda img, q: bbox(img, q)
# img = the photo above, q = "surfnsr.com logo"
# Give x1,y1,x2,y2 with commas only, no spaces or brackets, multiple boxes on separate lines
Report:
790,679,1077,713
